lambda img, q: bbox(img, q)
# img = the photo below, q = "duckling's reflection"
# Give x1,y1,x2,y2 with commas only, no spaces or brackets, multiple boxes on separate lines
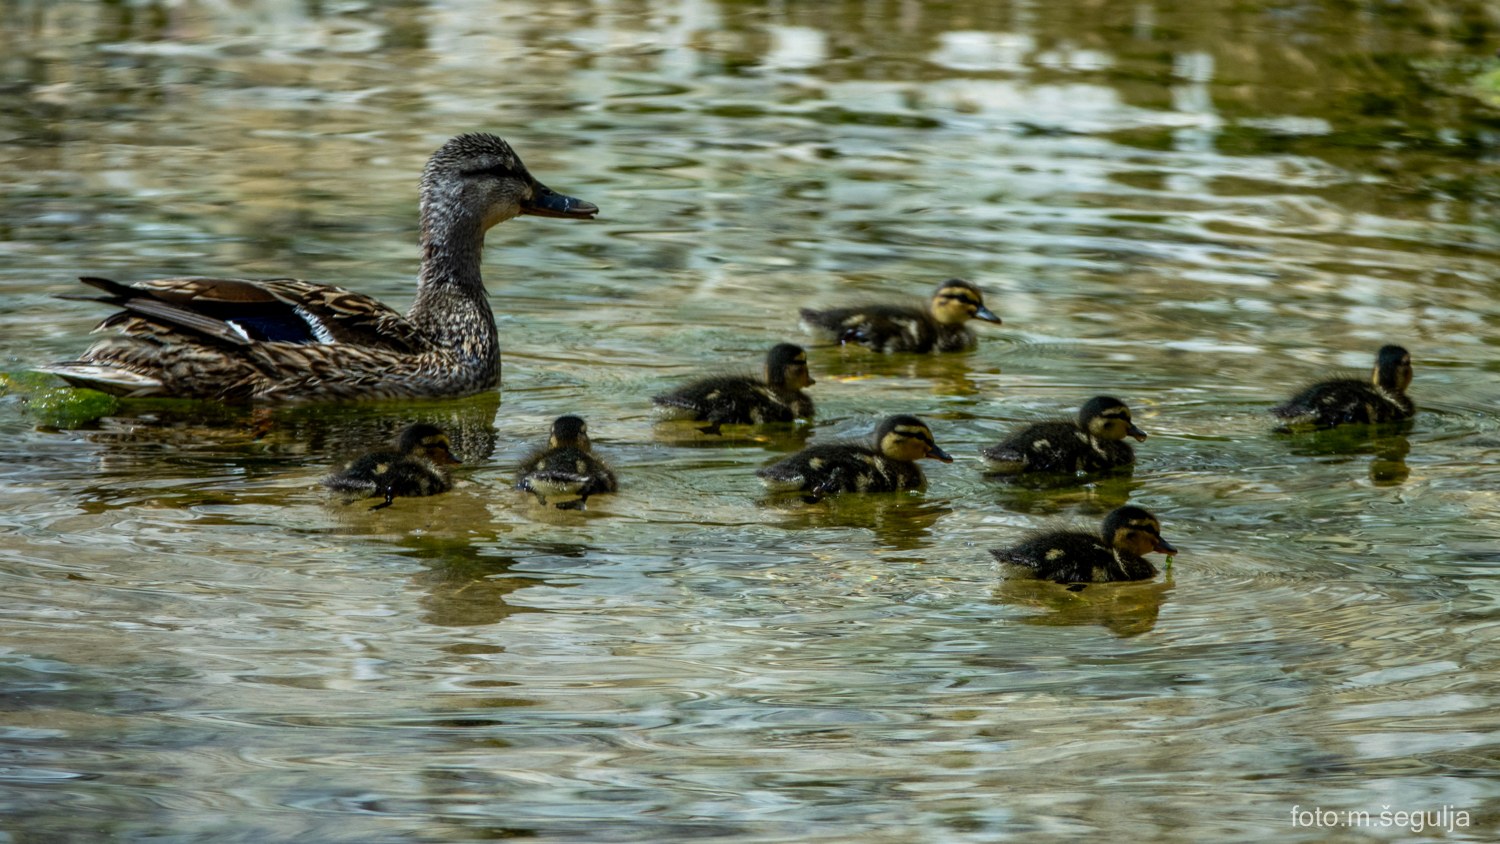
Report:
984,470,1138,517
992,576,1172,637
652,420,813,454
1278,423,1413,487
396,536,588,628
764,494,950,552
66,392,500,509
813,351,989,399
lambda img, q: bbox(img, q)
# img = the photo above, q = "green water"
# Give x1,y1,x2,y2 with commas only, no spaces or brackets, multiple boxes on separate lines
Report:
1,0,1498,840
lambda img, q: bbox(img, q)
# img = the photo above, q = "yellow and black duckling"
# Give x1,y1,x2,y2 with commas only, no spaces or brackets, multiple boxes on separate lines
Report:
757,414,953,501
799,278,1002,353
980,396,1146,475
323,423,460,510
1273,344,1414,431
41,133,597,401
991,506,1178,585
651,343,816,435
515,415,617,510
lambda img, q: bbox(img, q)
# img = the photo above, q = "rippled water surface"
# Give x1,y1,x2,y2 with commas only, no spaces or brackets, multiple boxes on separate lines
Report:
3,1,1500,840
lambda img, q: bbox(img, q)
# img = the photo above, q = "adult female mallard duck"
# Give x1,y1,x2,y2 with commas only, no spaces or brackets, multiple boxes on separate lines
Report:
799,278,1001,353
323,423,460,510
1273,345,1414,430
757,414,952,501
980,396,1147,475
515,415,617,510
991,506,1178,584
42,133,597,401
651,343,816,434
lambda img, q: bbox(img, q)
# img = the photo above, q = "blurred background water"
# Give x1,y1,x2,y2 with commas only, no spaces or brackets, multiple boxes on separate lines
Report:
1,0,1499,840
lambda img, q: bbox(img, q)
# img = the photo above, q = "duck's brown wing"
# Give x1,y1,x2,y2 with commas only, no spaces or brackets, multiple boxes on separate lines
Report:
69,276,428,354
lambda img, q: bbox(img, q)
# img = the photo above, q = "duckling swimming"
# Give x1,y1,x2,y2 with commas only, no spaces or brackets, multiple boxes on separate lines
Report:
515,415,617,510
980,396,1146,475
799,278,1002,353
652,343,815,435
991,506,1177,584
323,423,460,510
1273,345,1414,430
757,414,953,501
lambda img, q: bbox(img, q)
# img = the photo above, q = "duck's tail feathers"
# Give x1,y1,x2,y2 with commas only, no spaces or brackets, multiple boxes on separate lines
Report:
989,548,1039,569
59,277,253,348
978,446,1027,473
35,362,167,397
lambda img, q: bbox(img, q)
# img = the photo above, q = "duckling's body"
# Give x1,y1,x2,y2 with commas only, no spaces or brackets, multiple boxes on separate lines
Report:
42,134,598,401
652,343,815,434
1273,345,1414,430
757,414,952,500
981,396,1147,475
516,416,617,510
324,423,460,510
799,279,1001,353
991,506,1177,584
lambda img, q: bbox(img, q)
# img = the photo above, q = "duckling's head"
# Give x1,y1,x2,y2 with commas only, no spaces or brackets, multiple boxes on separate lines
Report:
420,133,598,236
549,415,592,450
396,423,461,465
1101,506,1177,557
1372,345,1413,394
765,343,815,390
928,279,1002,327
874,414,953,463
1080,396,1147,442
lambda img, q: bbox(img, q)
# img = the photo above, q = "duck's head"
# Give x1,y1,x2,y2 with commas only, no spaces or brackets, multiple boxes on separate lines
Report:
874,414,953,463
420,133,598,235
1372,344,1413,394
1080,396,1147,442
765,343,815,390
928,279,1002,327
549,415,592,450
1102,505,1177,557
397,423,461,465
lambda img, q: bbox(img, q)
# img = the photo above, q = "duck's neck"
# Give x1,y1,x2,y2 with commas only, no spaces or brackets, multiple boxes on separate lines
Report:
408,213,498,355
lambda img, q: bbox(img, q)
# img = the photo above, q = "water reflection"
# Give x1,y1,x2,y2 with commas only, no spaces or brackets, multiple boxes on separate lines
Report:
993,576,1172,638
765,495,950,551
398,536,587,628
982,470,1138,516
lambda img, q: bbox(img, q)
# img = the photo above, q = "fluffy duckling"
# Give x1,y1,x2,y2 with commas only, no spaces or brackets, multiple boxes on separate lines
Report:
757,414,953,500
991,506,1178,584
652,343,816,435
1273,345,1414,430
799,278,1002,353
981,396,1146,475
323,423,459,510
515,415,617,510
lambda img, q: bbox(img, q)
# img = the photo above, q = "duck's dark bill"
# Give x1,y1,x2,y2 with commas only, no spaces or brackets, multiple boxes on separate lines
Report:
1154,538,1178,554
524,186,599,219
927,446,955,463
974,306,1003,324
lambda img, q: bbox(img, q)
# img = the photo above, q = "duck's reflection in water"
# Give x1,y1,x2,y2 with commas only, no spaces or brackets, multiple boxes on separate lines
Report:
764,494,951,552
992,576,1173,638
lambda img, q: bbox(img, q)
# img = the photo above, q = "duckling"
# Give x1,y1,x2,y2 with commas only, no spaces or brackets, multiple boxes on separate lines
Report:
652,343,816,435
757,414,953,501
1273,345,1415,430
42,133,597,401
799,278,1002,353
980,396,1146,475
515,415,617,510
991,506,1178,584
323,423,460,510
